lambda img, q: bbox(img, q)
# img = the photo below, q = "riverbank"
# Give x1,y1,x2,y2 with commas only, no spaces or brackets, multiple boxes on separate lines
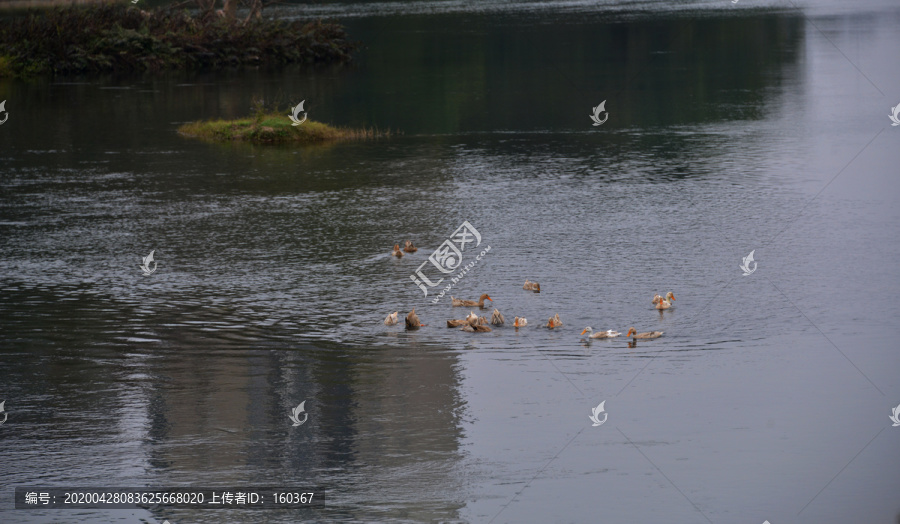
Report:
0,3,356,77
0,0,100,11
177,113,389,144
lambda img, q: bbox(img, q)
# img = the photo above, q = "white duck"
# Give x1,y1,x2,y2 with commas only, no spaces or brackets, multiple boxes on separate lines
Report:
580,327,621,339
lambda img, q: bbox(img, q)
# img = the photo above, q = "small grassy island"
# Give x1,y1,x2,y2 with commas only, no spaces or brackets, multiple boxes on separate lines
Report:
178,113,389,145
0,3,357,77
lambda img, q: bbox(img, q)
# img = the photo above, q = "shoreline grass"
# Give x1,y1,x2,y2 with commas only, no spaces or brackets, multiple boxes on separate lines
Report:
177,113,390,144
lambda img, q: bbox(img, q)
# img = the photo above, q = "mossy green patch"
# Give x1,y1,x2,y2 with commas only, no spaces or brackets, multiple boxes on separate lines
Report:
177,114,389,145
0,55,14,77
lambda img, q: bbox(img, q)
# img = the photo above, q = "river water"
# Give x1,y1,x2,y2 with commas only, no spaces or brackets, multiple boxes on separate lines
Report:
1,0,899,522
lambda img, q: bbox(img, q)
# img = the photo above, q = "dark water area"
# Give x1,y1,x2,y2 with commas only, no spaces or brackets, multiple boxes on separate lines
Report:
1,1,900,523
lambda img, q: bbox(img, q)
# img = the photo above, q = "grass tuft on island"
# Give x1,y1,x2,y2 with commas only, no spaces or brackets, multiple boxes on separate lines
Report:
0,3,357,77
178,113,390,145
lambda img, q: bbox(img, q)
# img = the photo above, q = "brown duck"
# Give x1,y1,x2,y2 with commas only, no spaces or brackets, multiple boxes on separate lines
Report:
451,294,493,309
653,292,675,310
447,311,478,327
523,280,541,292
461,315,492,332
546,313,563,329
405,309,425,330
626,327,663,339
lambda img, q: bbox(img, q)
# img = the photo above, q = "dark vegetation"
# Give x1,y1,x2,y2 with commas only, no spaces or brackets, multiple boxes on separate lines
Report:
0,3,357,77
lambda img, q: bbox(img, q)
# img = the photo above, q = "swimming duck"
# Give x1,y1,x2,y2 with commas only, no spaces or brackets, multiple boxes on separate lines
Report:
447,311,487,327
580,327,621,339
491,308,505,326
451,294,493,309
626,327,663,339
403,240,418,253
448,311,479,327
384,311,399,326
462,314,492,332
405,309,424,330
514,316,528,328
652,292,675,308
391,244,404,258
523,280,541,292
546,313,563,329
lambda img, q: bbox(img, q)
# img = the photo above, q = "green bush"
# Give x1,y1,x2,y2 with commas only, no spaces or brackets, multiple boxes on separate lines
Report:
0,3,357,77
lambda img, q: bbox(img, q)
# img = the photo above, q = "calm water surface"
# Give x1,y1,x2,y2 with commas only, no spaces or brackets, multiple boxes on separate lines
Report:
1,0,899,522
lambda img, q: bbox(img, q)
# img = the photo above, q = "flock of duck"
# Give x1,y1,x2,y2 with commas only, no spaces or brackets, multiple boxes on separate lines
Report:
383,263,675,343
391,241,418,257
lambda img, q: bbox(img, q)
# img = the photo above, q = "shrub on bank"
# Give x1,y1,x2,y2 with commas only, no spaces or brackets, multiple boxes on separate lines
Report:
0,3,357,76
